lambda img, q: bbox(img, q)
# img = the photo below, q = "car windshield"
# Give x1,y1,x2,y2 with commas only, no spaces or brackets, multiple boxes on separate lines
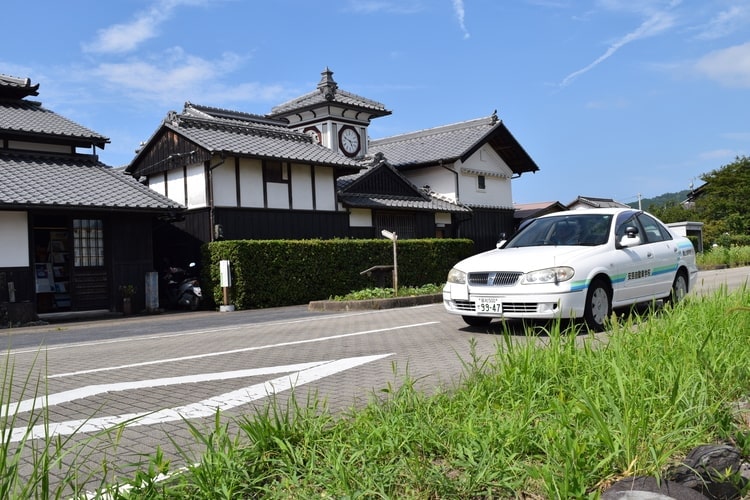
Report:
506,214,614,248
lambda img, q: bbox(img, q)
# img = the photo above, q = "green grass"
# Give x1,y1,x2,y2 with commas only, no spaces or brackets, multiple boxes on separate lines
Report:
5,287,750,498
697,245,750,268
329,283,443,301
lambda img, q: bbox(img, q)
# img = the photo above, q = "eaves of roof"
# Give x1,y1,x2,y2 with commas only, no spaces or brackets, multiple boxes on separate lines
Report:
162,116,363,170
369,114,539,175
0,74,40,99
0,98,109,149
339,193,471,213
0,152,183,212
269,87,391,118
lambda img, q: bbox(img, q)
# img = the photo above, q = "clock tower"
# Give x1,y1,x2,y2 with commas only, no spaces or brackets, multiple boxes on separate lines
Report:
268,67,391,158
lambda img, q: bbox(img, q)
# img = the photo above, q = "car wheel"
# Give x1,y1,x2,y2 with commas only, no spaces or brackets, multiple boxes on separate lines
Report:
462,316,492,327
584,279,611,332
667,270,688,306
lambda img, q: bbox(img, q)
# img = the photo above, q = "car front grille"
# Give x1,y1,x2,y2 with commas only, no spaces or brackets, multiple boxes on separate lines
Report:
453,300,475,312
467,271,522,287
452,300,540,314
501,302,539,313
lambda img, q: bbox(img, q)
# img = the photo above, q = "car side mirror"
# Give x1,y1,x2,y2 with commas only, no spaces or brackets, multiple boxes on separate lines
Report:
496,233,507,249
617,226,641,248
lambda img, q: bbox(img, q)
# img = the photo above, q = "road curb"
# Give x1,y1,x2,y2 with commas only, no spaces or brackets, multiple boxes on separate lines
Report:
308,293,443,312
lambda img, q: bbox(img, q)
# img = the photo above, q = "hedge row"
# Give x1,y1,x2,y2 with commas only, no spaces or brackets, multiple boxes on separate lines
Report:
202,238,475,310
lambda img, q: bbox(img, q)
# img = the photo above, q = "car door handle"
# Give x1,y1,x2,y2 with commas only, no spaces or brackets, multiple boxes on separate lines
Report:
647,252,653,258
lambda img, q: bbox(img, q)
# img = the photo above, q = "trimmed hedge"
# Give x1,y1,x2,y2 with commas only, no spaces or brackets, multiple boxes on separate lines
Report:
202,238,475,309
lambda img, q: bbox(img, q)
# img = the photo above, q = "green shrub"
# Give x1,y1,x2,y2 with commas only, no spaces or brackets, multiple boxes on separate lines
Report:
202,238,474,309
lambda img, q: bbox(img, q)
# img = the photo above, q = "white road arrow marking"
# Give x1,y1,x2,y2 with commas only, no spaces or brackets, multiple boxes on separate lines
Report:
8,353,392,443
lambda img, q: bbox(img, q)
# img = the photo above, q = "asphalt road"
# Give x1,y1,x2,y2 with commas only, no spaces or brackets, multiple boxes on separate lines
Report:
3,266,749,493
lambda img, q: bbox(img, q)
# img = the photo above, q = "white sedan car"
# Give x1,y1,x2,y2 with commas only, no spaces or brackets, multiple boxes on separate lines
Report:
443,208,698,330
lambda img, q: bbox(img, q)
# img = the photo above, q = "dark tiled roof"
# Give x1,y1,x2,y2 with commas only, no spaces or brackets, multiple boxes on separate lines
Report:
369,113,539,175
338,193,470,212
0,152,183,211
337,160,470,213
0,74,40,99
163,111,363,169
0,99,109,148
568,196,630,209
269,68,390,118
513,201,568,220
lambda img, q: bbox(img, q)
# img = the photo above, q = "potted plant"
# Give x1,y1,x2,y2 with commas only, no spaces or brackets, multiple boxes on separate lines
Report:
119,284,136,315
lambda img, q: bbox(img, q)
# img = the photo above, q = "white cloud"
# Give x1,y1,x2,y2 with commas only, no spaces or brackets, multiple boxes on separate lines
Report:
694,4,750,40
560,1,678,87
452,0,470,39
91,48,283,106
344,1,423,15
698,148,737,161
82,0,211,54
694,42,750,88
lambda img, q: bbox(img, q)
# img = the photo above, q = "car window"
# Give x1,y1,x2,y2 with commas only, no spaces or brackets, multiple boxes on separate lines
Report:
615,212,643,246
506,214,612,248
636,213,673,243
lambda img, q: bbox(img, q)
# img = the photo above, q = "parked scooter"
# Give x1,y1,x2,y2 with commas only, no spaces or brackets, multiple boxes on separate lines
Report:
161,262,202,310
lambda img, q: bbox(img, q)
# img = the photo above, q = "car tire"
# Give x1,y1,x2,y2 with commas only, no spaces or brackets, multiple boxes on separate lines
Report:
462,316,492,327
584,279,611,332
667,269,688,306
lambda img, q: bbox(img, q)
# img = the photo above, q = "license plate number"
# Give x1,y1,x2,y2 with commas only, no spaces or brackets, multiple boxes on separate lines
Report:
475,297,501,313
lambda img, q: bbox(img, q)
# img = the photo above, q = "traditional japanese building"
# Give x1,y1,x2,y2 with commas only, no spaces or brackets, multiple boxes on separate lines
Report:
0,74,182,324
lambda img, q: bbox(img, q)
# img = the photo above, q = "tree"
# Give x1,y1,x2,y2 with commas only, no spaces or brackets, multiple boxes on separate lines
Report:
648,200,692,224
695,155,750,245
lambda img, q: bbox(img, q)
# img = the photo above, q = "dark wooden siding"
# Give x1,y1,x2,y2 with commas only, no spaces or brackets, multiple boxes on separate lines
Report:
71,268,109,310
455,207,515,252
108,213,161,312
130,130,211,177
0,267,33,303
215,208,350,240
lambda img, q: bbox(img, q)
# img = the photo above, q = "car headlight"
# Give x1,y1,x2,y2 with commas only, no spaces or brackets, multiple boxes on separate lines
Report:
447,268,467,284
521,266,575,284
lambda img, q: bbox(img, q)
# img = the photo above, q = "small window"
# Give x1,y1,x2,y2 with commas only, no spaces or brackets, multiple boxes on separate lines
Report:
73,219,104,267
477,175,486,190
263,161,288,183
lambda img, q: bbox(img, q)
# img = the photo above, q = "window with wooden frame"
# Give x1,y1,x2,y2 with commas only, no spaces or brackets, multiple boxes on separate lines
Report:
263,160,288,183
73,219,104,267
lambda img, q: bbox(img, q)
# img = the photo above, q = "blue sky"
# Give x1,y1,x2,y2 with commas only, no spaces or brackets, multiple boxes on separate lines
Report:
2,0,749,205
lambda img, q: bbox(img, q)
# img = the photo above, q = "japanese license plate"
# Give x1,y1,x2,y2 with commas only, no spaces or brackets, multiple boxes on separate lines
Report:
475,296,501,313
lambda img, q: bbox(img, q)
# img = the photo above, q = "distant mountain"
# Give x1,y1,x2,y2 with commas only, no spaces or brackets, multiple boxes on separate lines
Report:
627,190,691,210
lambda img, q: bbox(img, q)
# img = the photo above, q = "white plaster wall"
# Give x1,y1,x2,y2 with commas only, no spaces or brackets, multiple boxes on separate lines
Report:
349,208,372,227
186,163,207,208
213,161,237,207
8,140,69,154
401,167,457,201
266,183,289,209
435,212,452,225
291,163,313,210
0,211,29,267
457,145,514,208
166,169,186,206
238,158,264,207
149,176,166,196
315,166,336,211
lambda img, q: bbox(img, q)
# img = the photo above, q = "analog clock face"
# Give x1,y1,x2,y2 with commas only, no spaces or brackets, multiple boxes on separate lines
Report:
339,127,360,156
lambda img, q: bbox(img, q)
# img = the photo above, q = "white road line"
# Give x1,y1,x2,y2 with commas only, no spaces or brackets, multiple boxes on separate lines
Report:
9,304,442,355
4,360,332,415
48,321,437,379
9,353,393,443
